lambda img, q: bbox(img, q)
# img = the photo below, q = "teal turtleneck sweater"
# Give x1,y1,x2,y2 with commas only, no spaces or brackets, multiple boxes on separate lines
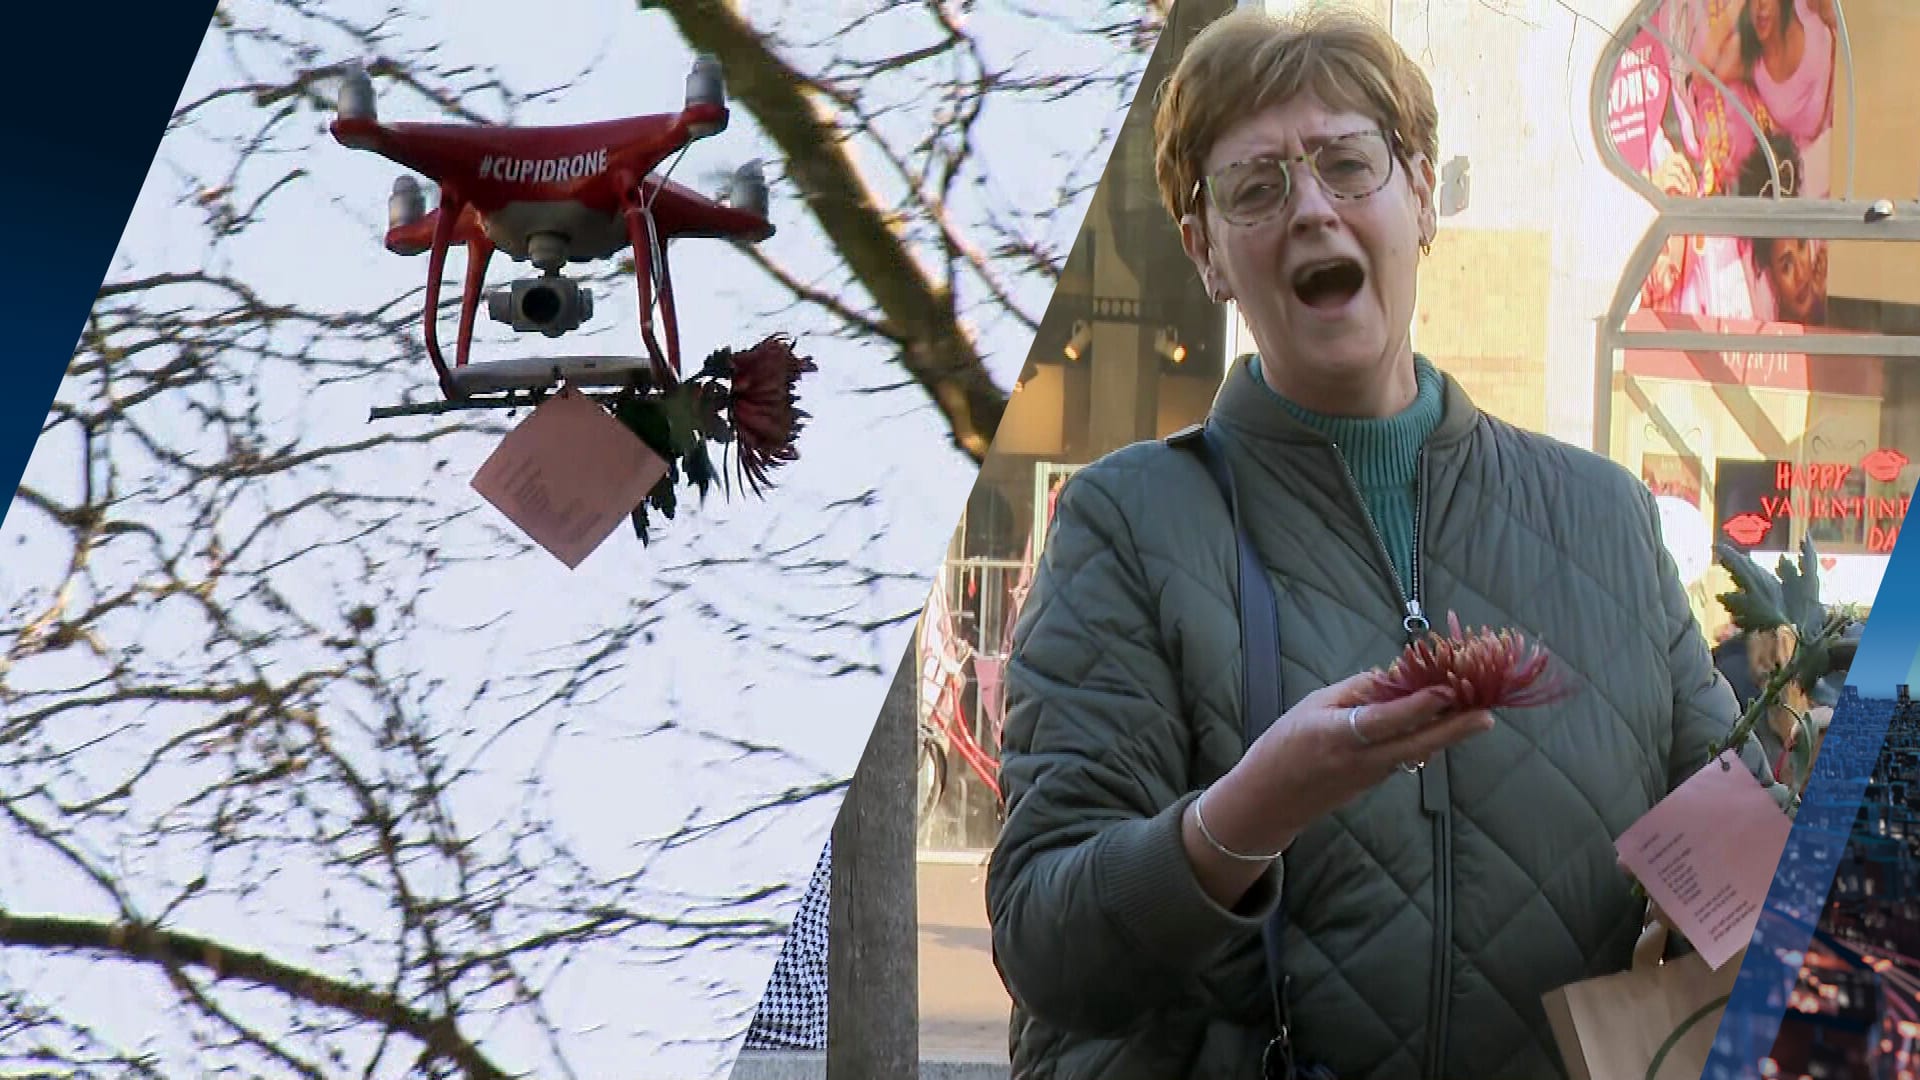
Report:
1250,354,1444,594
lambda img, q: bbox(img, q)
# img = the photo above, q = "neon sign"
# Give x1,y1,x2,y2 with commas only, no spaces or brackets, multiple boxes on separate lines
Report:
1715,449,1911,555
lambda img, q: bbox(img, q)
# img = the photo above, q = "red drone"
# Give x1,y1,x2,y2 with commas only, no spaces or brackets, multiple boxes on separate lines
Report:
329,55,777,405
329,57,820,519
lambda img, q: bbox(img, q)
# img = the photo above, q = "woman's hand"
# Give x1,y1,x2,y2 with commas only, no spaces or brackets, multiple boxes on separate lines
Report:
1653,151,1698,200
1182,671,1497,907
1245,671,1496,821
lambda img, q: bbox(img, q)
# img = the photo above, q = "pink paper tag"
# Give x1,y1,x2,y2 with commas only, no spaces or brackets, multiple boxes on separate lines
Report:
470,387,669,569
1614,750,1792,971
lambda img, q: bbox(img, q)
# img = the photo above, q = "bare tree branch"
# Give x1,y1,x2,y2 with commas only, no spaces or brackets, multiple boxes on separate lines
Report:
0,913,514,1080
642,0,1005,460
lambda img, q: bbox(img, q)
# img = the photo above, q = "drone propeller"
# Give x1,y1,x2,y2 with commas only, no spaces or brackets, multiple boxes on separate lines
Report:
685,54,726,139
389,175,426,230
728,160,769,222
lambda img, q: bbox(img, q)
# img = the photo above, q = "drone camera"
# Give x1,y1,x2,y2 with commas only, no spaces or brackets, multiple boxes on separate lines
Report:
388,176,426,230
338,65,376,122
488,276,594,338
686,54,728,139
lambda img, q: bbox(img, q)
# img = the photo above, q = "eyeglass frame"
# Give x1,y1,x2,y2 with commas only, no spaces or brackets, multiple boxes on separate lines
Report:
1189,128,1410,228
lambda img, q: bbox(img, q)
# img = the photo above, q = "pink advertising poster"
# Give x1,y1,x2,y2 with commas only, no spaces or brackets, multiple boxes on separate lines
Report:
1607,0,1839,329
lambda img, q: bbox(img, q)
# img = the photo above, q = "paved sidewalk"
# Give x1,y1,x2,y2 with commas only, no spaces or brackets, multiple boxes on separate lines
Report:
917,854,1010,1062
730,857,1010,1080
729,1053,1008,1080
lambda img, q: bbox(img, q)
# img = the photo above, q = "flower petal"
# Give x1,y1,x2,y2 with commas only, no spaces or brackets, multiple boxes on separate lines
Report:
1357,612,1570,711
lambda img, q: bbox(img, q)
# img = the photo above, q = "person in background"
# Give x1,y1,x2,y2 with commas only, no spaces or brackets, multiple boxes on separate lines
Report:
1733,133,1828,325
742,839,830,1052
1740,0,1838,198
985,8,1783,1079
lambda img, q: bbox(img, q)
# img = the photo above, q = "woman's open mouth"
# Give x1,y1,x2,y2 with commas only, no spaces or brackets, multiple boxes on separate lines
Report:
1291,257,1366,313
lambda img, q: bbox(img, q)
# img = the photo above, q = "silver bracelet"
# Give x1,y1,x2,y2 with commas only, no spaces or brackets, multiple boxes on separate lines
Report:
1192,789,1286,863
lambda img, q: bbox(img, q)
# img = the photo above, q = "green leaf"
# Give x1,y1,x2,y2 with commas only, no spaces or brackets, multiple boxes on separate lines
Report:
614,398,675,462
659,388,702,459
698,347,734,380
648,468,677,521
1714,541,1788,632
685,439,714,501
1776,535,1824,629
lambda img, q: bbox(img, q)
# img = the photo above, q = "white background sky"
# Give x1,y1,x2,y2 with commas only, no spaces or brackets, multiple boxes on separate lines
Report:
0,2,1143,1077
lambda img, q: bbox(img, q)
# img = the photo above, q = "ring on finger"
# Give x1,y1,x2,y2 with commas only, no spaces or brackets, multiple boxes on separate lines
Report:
1399,759,1425,774
1347,705,1372,747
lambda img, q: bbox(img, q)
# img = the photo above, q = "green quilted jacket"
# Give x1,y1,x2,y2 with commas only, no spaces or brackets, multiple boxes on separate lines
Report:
986,356,1782,1080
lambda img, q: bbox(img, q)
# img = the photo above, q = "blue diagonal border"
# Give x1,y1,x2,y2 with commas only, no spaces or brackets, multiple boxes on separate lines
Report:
0,7,216,519
1704,517,1920,1077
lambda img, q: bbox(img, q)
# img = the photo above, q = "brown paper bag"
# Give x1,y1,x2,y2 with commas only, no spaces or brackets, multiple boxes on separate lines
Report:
1540,915,1741,1080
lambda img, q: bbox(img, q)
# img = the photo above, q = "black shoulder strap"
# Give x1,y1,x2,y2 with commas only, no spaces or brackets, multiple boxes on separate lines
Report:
1167,424,1282,750
1167,423,1303,1079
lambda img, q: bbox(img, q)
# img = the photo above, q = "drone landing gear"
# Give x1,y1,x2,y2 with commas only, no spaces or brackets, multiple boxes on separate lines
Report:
420,189,470,400
367,356,661,420
449,354,658,396
622,193,682,387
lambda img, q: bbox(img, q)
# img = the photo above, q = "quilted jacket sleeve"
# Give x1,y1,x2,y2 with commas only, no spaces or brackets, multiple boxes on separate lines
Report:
986,461,1283,1036
1641,486,1789,805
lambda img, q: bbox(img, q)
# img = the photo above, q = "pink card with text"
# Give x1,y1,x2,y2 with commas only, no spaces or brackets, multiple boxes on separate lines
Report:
1614,750,1792,971
470,387,669,569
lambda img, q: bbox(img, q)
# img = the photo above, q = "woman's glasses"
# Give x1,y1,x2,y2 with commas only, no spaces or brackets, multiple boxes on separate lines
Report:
1198,130,1398,227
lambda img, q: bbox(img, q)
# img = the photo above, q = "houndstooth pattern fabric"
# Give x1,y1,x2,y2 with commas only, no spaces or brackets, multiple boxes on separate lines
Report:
744,838,831,1050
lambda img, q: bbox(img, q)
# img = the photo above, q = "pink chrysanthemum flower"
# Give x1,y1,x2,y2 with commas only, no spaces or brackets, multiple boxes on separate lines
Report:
1360,612,1573,711
723,333,816,495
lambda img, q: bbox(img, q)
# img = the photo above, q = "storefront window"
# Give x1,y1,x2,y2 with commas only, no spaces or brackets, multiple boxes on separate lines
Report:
1595,0,1920,639
1606,235,1920,635
915,0,1236,854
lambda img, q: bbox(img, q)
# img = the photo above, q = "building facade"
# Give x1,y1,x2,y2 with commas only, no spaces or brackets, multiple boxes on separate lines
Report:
915,0,1920,855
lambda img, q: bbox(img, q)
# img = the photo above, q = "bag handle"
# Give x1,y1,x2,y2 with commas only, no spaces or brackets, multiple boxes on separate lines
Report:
1631,915,1669,974
1629,905,1732,1080
1167,422,1308,1080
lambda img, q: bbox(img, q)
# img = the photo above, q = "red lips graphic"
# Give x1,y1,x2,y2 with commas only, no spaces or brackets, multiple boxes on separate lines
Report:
1722,513,1773,547
1861,448,1910,484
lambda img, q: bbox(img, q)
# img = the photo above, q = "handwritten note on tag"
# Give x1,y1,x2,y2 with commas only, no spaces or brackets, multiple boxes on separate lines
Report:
470,387,668,569
1614,750,1791,971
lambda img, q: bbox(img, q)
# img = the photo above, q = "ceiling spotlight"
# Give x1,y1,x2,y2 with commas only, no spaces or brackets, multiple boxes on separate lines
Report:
1064,320,1092,362
1155,327,1187,365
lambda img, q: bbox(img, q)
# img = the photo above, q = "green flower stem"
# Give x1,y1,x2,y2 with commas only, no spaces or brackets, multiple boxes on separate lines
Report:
1709,613,1848,804
1713,660,1802,769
